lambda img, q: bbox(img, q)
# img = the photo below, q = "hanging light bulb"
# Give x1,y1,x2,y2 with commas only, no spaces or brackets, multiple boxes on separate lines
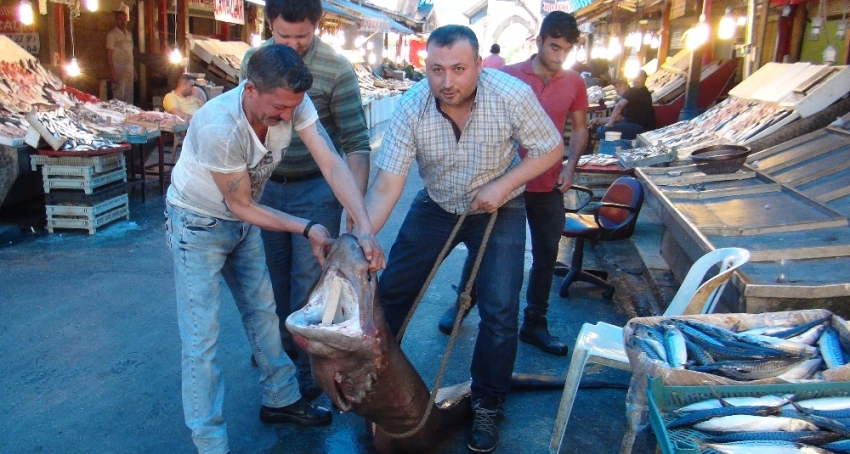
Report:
84,0,98,12
607,36,621,58
18,0,34,25
836,18,847,40
737,15,747,26
718,7,737,40
823,45,837,64
169,47,182,64
685,14,709,50
650,35,660,49
623,52,641,79
643,32,652,45
576,45,587,62
251,33,262,47
810,17,824,41
65,57,80,77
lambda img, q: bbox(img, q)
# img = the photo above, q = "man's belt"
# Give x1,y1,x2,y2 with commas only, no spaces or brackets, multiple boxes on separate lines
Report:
268,171,323,184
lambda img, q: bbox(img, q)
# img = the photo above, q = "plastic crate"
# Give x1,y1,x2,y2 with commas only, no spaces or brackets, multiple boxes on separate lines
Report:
126,128,160,144
646,376,850,454
42,157,125,177
43,168,127,194
47,201,130,234
46,194,128,217
45,180,127,205
30,153,124,172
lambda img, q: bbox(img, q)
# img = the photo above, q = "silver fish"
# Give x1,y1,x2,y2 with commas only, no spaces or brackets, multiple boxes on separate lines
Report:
644,336,668,363
700,440,832,454
666,405,780,429
822,439,850,453
788,397,850,412
818,327,846,369
663,324,687,369
776,358,823,381
677,395,794,412
788,324,828,346
690,358,807,381
706,431,839,445
736,333,817,357
692,415,818,432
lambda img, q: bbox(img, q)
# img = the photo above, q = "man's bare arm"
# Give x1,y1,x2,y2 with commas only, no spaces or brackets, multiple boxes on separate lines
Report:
471,142,564,213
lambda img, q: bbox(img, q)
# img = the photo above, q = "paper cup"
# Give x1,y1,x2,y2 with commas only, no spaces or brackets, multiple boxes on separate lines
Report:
604,131,622,141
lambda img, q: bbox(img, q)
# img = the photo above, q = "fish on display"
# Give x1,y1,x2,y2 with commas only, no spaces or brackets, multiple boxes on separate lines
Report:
819,327,847,370
631,315,850,381
705,430,840,445
676,394,795,413
698,440,833,454
691,415,819,432
286,234,470,454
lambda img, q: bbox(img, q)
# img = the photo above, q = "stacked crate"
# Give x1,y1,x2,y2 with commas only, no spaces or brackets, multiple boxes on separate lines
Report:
30,150,130,234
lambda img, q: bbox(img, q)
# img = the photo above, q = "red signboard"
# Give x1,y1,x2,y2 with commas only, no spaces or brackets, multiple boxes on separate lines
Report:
214,0,244,24
0,5,39,55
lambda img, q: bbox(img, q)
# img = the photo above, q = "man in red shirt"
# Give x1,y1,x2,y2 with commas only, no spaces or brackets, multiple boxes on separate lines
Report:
439,12,588,356
482,43,506,68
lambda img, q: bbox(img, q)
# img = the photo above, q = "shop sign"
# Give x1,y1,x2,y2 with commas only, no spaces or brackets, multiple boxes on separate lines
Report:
0,5,39,55
540,0,591,16
214,0,245,24
360,17,390,33
190,0,215,12
670,0,687,20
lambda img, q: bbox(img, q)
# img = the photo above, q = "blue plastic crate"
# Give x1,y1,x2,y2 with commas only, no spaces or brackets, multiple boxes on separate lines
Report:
646,376,850,454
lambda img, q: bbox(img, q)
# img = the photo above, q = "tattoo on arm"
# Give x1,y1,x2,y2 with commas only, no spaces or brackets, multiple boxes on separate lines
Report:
226,176,243,193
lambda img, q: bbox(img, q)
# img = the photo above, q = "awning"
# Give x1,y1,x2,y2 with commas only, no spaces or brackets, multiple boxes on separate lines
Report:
389,19,415,34
327,0,393,33
322,1,361,23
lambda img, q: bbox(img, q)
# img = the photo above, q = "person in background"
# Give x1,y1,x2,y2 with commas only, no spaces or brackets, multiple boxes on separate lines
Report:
592,70,656,140
163,74,206,122
482,43,506,68
106,10,137,104
238,0,371,401
362,25,563,453
164,44,384,454
438,11,588,357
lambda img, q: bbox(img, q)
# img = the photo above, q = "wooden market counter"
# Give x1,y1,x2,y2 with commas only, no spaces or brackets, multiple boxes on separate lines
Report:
636,113,850,317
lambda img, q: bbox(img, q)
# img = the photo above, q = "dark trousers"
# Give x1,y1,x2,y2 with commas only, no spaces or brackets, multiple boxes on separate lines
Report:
523,190,566,318
379,190,526,401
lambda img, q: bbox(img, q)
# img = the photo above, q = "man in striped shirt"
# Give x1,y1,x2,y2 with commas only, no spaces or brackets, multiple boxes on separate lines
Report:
239,0,370,401
363,25,563,453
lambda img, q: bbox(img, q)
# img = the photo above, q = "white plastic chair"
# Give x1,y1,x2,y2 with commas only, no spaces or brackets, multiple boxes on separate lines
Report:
548,247,751,454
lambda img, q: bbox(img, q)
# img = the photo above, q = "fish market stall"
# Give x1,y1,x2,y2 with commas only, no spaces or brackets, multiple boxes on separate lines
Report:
186,34,250,89
637,112,850,316
638,63,850,161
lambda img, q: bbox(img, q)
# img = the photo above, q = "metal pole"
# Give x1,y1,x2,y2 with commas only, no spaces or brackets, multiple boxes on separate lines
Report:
743,0,756,78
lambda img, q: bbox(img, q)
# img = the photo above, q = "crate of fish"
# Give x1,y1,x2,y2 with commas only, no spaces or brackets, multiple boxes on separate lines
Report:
45,180,127,205
47,200,130,235
30,152,124,173
623,309,850,444
46,194,128,217
646,375,850,454
616,146,677,169
42,167,127,194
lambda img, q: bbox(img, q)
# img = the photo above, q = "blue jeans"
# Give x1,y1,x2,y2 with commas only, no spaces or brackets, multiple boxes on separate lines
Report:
596,121,646,140
379,190,526,402
259,177,342,370
523,190,566,318
165,202,300,454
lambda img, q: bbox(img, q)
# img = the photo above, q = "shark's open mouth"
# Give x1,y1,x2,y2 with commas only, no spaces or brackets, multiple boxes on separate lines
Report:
288,268,363,336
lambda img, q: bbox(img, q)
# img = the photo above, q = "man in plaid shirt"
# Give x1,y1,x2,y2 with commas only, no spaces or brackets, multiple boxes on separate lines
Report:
363,25,563,453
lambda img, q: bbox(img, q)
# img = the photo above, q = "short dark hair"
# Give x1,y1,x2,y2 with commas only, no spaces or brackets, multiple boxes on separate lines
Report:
265,0,323,26
178,74,195,85
115,11,127,18
539,12,580,44
427,25,479,58
490,43,500,54
246,45,313,94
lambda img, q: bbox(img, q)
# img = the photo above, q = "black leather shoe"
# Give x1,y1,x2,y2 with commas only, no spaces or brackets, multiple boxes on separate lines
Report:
519,316,569,356
259,398,332,426
438,301,476,335
298,369,322,402
468,396,500,452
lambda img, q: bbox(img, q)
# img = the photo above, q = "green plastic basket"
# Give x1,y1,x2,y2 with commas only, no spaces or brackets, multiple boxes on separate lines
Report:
646,376,850,454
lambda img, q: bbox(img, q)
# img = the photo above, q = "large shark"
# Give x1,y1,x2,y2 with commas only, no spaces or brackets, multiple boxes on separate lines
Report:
286,233,471,453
